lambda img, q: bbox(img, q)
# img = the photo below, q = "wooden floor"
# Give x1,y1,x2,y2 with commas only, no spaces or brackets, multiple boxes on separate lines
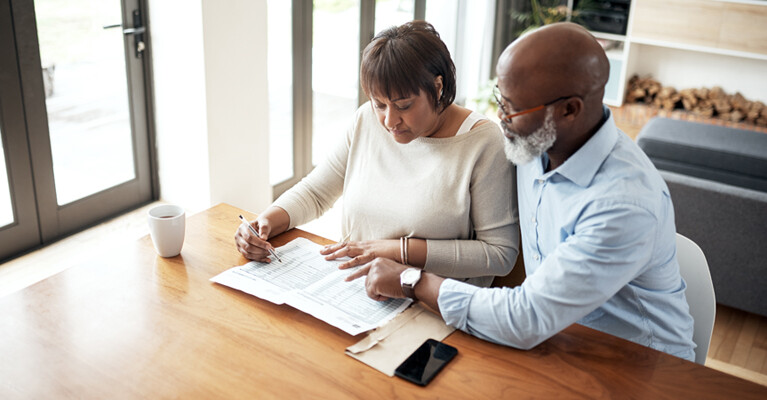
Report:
0,104,765,387
709,305,767,386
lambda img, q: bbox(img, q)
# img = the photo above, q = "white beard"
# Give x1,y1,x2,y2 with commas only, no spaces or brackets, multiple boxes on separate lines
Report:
503,108,557,165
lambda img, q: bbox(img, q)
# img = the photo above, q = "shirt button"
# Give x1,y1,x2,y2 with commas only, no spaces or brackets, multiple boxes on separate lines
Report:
533,254,540,261
537,179,544,184
531,217,536,223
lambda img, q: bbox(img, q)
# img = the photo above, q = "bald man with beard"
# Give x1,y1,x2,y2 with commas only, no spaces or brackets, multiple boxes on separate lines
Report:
348,23,696,361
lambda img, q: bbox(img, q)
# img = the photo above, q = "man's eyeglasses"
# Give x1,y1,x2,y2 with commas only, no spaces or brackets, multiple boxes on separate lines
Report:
493,85,573,123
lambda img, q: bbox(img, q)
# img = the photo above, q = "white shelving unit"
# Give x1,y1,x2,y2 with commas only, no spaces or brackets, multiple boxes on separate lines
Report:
590,31,630,106
562,1,633,106
628,36,767,63
570,0,767,106
528,0,767,106
617,0,767,105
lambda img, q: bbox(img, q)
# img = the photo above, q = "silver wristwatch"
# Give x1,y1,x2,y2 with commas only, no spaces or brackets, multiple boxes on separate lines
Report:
400,267,422,300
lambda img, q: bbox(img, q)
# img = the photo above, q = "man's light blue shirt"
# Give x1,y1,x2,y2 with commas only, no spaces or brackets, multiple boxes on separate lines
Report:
438,108,696,361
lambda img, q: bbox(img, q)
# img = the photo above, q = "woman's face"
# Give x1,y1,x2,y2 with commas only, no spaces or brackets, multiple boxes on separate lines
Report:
370,89,441,144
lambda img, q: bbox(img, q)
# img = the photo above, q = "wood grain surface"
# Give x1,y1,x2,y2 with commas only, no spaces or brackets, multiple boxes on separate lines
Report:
1,203,765,399
631,0,767,56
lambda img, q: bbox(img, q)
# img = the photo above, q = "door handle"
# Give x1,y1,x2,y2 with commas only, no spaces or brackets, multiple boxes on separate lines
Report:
103,25,145,35
102,9,145,58
122,27,146,35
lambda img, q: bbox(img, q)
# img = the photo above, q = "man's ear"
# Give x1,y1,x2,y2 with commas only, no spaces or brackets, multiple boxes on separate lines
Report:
562,97,583,121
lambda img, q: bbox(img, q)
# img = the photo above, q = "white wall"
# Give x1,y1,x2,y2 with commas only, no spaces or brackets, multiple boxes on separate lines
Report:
201,1,272,212
148,0,271,214
148,0,209,212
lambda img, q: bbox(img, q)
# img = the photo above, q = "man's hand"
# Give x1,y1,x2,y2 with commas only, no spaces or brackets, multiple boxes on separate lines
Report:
345,257,445,312
344,257,409,301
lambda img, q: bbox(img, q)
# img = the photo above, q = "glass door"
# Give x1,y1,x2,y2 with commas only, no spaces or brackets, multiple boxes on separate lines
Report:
0,0,154,260
34,0,139,206
0,0,40,260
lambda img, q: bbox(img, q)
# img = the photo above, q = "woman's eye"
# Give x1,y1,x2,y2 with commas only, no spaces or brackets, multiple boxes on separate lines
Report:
374,103,386,110
396,104,411,111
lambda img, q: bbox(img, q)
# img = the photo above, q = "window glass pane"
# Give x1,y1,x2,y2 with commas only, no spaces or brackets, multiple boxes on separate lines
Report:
427,0,496,110
268,0,294,185
0,128,13,227
425,0,458,57
374,0,414,36
34,0,135,206
312,0,361,166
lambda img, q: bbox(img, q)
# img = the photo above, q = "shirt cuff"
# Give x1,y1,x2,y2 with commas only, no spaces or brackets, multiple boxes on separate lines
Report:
438,279,481,330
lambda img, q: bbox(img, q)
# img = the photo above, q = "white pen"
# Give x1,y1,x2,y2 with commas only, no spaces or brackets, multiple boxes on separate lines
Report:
238,214,282,262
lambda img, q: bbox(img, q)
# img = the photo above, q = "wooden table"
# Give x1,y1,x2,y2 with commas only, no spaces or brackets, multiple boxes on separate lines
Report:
1,203,765,399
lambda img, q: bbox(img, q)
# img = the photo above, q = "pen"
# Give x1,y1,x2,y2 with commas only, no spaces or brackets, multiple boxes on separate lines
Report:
238,214,282,262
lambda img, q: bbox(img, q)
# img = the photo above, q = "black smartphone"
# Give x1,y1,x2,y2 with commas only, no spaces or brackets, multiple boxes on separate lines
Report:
394,339,458,386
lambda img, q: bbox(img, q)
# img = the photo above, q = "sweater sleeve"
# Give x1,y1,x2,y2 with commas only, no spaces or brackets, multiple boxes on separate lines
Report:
271,110,357,229
424,123,520,284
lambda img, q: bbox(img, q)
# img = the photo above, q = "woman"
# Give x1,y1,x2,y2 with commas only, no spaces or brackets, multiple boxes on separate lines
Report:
235,21,518,287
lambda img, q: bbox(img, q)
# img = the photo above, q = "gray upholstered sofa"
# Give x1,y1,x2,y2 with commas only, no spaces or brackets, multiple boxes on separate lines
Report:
637,117,767,317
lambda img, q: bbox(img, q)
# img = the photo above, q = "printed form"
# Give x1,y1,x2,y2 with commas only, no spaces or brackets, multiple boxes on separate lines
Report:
211,237,411,335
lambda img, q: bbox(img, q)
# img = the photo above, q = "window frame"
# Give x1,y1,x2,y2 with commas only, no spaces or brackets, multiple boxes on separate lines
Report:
273,0,500,199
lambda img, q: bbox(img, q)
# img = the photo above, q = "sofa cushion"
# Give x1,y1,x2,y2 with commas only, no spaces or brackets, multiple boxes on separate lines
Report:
661,170,767,317
637,117,767,192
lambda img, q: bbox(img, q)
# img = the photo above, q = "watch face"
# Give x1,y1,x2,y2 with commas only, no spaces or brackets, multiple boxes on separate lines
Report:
402,268,420,284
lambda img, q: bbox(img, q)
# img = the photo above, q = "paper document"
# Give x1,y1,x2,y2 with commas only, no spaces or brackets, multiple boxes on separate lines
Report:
346,303,455,376
211,237,412,335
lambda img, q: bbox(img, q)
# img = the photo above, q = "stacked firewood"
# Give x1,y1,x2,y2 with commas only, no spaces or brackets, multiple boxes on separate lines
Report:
625,75,767,127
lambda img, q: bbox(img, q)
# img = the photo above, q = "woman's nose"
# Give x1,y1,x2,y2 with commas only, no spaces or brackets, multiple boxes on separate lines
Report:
384,108,400,129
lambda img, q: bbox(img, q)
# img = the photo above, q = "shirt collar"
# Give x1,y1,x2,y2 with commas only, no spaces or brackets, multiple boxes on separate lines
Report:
550,106,618,187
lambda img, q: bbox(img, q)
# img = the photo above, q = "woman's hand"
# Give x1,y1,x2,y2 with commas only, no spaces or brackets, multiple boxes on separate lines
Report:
320,239,400,270
234,217,276,262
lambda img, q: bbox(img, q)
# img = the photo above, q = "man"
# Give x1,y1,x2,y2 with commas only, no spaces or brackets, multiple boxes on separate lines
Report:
348,22,696,361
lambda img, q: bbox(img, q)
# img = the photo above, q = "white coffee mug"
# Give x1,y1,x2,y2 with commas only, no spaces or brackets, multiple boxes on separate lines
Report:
148,204,186,257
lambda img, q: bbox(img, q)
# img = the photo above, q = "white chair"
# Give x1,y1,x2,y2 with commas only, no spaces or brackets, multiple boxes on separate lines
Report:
676,233,716,365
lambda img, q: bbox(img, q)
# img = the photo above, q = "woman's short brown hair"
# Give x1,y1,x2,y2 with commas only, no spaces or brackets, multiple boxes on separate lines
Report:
360,20,456,113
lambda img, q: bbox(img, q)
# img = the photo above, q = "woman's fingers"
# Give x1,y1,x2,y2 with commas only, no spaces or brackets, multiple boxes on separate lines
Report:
320,241,348,256
323,242,359,260
338,253,376,270
235,224,274,261
239,224,273,251
256,218,272,241
235,234,271,261
237,244,270,261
